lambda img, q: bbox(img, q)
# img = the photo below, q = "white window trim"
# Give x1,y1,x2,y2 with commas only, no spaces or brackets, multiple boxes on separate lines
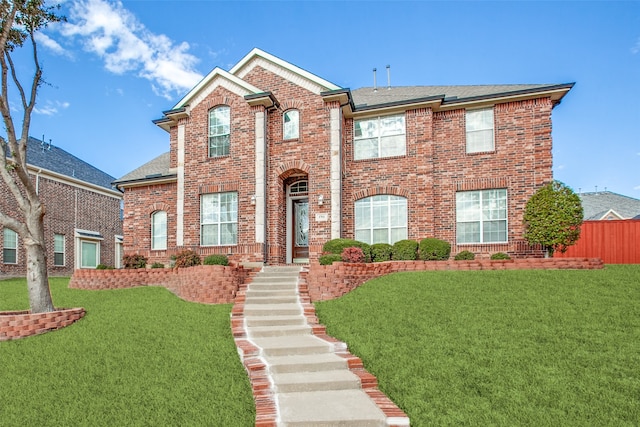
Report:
465,107,495,154
208,105,231,157
283,109,300,140
456,189,508,244
75,229,103,269
200,192,238,247
53,233,65,267
3,228,18,265
354,114,406,160
115,235,123,269
151,211,167,250
354,195,408,245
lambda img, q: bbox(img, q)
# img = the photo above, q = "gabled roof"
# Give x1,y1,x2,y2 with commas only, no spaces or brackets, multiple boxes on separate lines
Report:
113,152,174,188
579,191,640,220
23,137,117,191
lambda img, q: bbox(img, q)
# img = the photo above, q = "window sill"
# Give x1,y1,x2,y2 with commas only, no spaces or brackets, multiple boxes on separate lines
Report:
353,154,407,163
465,150,496,156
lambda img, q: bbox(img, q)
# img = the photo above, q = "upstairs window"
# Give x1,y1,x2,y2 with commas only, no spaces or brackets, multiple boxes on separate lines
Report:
456,189,507,244
466,108,494,153
355,195,408,244
3,228,17,264
208,106,230,157
201,192,238,246
54,234,65,266
283,109,299,140
151,211,167,250
354,114,406,160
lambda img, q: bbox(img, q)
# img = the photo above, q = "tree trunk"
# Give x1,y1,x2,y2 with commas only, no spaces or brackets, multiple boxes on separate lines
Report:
24,225,54,313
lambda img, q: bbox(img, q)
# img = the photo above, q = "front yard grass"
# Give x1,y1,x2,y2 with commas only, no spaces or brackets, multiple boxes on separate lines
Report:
0,278,255,426
315,265,640,426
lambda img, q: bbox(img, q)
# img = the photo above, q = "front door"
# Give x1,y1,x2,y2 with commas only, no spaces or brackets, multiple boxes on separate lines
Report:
292,198,309,262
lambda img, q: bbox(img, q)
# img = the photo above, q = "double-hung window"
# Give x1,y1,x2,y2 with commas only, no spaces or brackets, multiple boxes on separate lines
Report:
456,189,507,244
283,109,299,140
466,108,494,153
355,195,408,244
201,192,238,246
151,211,167,250
354,114,406,160
3,228,17,264
208,106,230,157
54,234,65,266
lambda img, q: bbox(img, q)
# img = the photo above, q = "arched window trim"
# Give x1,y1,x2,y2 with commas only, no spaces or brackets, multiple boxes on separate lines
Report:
151,210,167,250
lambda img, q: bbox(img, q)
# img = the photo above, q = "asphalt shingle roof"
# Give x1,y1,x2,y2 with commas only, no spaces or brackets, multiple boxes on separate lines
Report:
350,84,564,109
579,191,640,220
24,137,116,190
114,152,172,184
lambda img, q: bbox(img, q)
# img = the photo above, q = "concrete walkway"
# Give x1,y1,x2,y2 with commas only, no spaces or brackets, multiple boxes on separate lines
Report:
232,266,410,427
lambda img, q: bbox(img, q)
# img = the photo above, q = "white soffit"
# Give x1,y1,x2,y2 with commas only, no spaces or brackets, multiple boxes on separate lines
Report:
173,67,263,110
230,48,341,95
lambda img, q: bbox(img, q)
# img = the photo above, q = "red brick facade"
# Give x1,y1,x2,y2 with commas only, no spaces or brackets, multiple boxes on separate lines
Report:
118,49,572,266
1,172,123,276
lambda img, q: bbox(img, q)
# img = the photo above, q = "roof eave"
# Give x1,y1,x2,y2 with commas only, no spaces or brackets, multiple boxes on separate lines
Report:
349,95,445,118
114,174,178,190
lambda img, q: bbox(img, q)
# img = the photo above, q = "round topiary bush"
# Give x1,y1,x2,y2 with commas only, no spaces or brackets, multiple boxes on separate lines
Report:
203,254,229,266
392,239,419,261
490,252,511,260
319,253,342,265
174,250,201,268
341,247,366,263
419,238,451,261
370,243,393,262
454,250,475,261
322,238,370,261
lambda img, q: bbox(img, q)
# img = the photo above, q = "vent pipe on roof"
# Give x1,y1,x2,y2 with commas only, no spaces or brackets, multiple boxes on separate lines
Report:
386,65,391,90
373,68,377,92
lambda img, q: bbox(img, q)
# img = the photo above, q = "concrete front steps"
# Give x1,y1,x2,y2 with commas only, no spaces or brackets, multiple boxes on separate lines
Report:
232,265,410,427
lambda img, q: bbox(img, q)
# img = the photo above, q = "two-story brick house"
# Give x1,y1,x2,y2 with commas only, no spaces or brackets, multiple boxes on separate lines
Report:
115,48,573,266
1,137,123,276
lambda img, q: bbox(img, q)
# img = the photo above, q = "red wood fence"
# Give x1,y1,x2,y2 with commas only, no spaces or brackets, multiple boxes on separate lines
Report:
555,220,640,264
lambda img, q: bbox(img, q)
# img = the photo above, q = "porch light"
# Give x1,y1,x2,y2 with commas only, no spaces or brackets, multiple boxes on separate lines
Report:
318,194,324,206
250,194,256,205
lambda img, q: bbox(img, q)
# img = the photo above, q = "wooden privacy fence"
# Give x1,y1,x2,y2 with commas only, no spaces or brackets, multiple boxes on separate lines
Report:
555,220,640,264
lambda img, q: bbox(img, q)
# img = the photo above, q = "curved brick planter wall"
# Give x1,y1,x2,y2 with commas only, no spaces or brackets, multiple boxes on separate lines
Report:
0,308,86,341
302,258,604,302
69,265,255,304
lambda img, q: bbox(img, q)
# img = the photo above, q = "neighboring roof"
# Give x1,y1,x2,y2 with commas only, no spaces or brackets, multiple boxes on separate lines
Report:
23,137,116,190
350,83,574,111
579,191,640,220
113,152,174,187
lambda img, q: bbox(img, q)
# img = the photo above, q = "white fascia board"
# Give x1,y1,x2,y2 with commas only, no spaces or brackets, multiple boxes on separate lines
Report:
27,164,122,199
173,67,263,109
230,48,341,92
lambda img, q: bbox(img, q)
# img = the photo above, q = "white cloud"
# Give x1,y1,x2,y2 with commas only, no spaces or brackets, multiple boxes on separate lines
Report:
34,32,70,57
61,0,203,99
633,37,640,54
634,185,640,190
34,100,70,116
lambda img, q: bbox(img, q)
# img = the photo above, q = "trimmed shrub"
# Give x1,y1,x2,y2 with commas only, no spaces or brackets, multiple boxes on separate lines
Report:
341,247,366,263
419,238,451,261
319,253,342,265
96,264,114,270
174,250,201,268
123,254,147,269
323,238,370,258
370,243,393,262
491,252,511,260
150,262,164,269
454,250,475,261
203,254,229,266
392,239,419,261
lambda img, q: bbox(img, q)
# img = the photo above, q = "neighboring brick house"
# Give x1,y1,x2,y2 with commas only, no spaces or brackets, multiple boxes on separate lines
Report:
115,48,573,266
1,137,123,276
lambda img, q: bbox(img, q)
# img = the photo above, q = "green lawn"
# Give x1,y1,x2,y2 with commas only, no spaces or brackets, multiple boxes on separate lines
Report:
315,265,640,426
0,278,255,426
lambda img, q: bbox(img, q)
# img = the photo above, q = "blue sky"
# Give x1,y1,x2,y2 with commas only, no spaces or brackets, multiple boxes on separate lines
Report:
13,0,640,197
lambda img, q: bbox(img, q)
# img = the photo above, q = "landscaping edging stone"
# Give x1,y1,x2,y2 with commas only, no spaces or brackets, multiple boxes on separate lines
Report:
302,258,604,301
0,307,86,341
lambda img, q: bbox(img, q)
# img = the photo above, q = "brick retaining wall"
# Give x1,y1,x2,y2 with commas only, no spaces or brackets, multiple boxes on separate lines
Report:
302,258,604,301
0,307,86,341
69,265,255,304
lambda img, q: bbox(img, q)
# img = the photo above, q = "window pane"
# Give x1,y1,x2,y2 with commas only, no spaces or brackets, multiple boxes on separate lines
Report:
483,220,507,243
283,110,299,140
3,249,16,264
3,229,17,264
456,189,507,244
354,115,405,160
201,192,237,246
54,234,65,252
380,134,406,157
354,137,378,160
209,106,230,137
355,230,371,245
457,222,480,244
54,253,64,266
81,241,97,268
152,211,167,250
354,195,407,245
390,227,407,244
